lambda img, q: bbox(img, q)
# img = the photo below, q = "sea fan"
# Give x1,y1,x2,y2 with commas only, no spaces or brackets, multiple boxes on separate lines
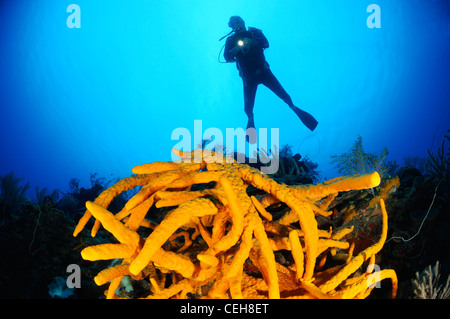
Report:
0,172,30,221
426,130,449,181
330,136,394,180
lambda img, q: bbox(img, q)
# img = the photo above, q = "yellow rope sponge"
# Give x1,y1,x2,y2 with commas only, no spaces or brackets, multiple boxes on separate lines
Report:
73,149,397,299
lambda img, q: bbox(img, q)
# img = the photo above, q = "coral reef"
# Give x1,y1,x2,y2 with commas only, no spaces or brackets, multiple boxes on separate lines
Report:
378,160,450,298
73,149,397,299
0,197,96,298
259,145,321,184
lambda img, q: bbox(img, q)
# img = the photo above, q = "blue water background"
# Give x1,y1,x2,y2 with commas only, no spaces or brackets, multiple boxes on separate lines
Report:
1,0,449,196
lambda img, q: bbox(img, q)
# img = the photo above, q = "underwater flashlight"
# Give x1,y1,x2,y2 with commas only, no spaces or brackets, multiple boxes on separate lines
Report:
238,40,244,47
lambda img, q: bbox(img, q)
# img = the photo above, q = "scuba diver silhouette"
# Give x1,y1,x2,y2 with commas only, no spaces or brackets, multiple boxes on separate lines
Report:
223,16,318,143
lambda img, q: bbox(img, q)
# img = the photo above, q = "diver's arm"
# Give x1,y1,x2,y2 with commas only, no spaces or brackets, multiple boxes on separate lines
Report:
251,28,269,49
224,37,237,62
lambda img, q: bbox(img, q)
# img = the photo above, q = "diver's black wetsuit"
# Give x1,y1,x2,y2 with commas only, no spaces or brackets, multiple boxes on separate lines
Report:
224,28,296,131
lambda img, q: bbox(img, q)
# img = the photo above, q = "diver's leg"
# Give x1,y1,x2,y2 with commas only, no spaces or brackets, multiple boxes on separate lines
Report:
243,77,258,143
261,69,295,107
262,69,318,131
243,77,258,129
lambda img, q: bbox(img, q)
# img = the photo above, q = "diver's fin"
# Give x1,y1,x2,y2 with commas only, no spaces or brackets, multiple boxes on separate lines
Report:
291,106,318,132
